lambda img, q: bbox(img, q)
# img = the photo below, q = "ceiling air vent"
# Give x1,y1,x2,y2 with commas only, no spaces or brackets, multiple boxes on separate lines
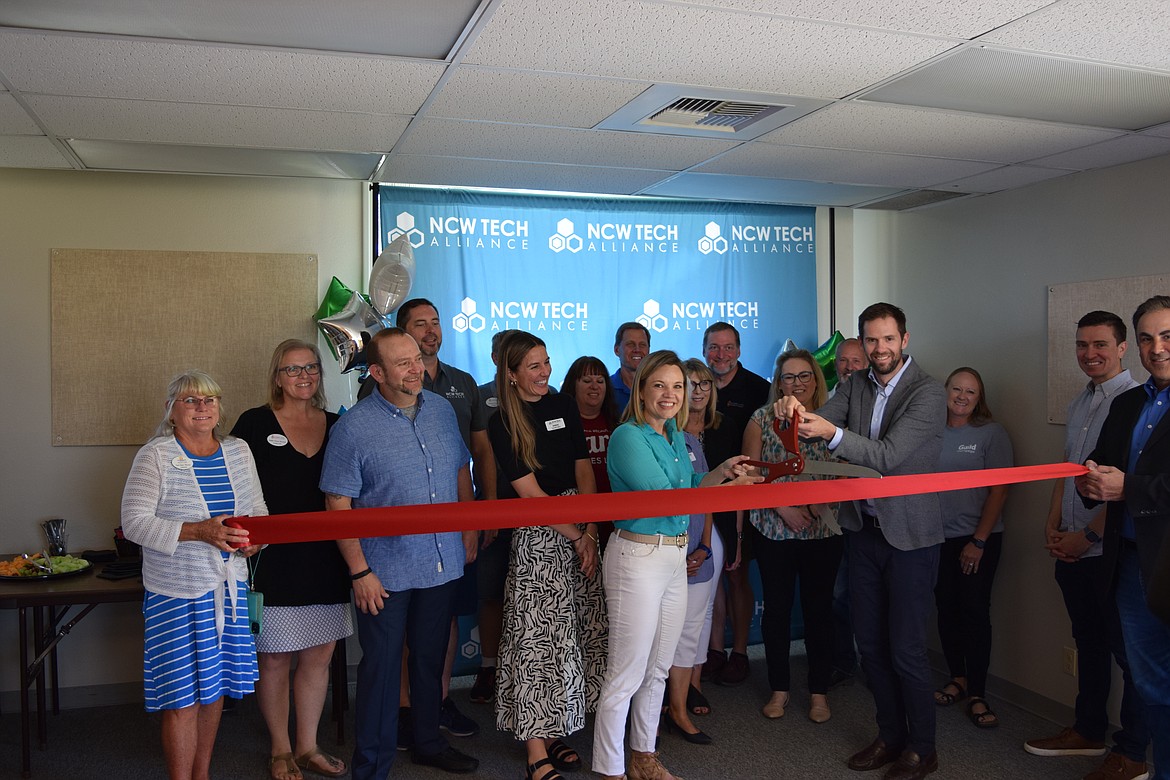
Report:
643,98,782,133
597,85,830,141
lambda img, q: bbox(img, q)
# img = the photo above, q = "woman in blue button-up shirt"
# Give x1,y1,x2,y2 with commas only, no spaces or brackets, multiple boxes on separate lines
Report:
592,350,758,780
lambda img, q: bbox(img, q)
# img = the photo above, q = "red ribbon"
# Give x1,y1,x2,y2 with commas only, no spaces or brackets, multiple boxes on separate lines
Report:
234,463,1087,545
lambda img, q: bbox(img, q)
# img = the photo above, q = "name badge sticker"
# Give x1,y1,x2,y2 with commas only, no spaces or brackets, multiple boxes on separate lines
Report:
267,434,289,447
546,417,566,432
688,451,697,462
172,455,193,470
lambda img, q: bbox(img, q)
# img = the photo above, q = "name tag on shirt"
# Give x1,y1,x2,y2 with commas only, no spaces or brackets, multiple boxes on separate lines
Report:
546,417,566,432
688,451,697,462
267,434,289,447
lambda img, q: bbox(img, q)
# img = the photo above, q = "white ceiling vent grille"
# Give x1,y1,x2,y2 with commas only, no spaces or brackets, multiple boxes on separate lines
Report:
598,85,830,141
643,98,783,133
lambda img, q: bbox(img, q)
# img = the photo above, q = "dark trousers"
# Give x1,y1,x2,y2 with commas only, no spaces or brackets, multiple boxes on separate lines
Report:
753,530,844,693
1055,556,1149,762
832,534,858,673
352,579,457,780
933,533,1002,698
850,524,940,756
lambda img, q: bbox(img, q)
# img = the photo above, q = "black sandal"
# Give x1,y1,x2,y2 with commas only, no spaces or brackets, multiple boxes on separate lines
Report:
547,739,582,772
527,757,564,780
687,684,711,716
934,679,967,706
967,697,999,729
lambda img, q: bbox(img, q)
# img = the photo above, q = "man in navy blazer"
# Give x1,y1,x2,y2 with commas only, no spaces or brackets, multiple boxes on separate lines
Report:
1078,295,1170,780
778,302,945,780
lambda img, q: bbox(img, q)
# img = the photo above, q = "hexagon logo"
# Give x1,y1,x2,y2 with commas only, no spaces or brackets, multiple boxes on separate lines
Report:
636,299,668,332
452,298,478,333
698,221,727,255
388,211,425,248
705,221,721,239
549,217,582,253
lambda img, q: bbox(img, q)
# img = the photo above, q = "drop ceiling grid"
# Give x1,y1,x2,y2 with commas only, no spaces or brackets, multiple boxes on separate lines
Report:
381,154,674,195
0,135,72,167
695,142,1001,188
682,0,1055,39
0,92,41,134
396,118,740,170
425,68,648,127
0,31,447,114
27,95,414,152
978,0,1170,71
640,171,907,207
69,140,380,179
463,0,958,98
930,163,1074,193
1028,135,1170,170
759,102,1123,162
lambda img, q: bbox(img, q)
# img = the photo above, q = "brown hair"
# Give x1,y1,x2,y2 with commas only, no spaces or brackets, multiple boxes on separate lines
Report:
770,349,827,411
562,356,619,428
945,366,994,426
495,331,546,473
621,350,688,430
267,338,327,410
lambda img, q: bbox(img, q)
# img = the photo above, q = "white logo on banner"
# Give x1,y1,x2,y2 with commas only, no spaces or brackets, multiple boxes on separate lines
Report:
451,297,486,334
636,299,668,333
549,218,583,253
698,222,729,255
388,211,425,248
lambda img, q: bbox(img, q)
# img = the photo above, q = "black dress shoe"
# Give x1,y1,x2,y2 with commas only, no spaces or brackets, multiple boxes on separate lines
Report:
662,710,713,745
412,746,480,774
883,750,938,780
848,739,904,771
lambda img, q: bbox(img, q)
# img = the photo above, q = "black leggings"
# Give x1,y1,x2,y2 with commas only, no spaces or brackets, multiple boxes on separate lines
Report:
933,533,1003,698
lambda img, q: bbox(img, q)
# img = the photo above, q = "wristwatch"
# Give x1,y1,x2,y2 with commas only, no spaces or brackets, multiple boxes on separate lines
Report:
1083,527,1102,544
969,537,986,550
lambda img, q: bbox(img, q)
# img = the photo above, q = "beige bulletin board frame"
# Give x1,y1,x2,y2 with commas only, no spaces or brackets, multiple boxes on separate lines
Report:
51,249,317,445
1047,274,1167,424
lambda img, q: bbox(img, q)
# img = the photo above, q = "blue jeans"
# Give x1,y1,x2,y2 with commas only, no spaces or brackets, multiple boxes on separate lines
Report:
1115,544,1170,779
1054,556,1149,761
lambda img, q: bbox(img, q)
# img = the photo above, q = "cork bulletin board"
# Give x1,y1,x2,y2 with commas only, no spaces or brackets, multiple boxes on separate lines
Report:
51,249,317,445
1047,273,1168,424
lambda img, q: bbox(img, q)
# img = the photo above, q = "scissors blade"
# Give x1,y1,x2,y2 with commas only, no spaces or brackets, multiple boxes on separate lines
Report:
800,460,882,479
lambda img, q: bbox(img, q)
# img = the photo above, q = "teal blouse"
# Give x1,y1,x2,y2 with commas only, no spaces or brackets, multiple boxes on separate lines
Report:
607,419,705,536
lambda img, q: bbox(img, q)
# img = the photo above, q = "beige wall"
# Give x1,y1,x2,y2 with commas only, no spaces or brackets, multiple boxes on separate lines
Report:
0,169,364,694
847,153,1170,710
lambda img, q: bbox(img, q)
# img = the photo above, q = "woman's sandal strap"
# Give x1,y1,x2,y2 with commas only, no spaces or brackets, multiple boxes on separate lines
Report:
528,757,564,780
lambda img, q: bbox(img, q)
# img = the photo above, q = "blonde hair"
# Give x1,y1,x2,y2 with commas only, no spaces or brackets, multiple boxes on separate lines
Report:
683,358,723,431
154,370,225,439
495,331,546,473
770,349,827,411
621,350,688,430
267,338,327,410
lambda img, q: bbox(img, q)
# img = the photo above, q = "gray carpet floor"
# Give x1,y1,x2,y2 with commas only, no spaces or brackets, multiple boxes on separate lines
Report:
1,645,1119,779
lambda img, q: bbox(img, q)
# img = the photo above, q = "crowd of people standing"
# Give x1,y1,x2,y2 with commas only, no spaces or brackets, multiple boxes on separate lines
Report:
120,295,1170,780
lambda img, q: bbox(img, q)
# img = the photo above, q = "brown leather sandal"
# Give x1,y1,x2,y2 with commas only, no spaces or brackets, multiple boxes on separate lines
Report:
295,746,347,777
269,752,303,780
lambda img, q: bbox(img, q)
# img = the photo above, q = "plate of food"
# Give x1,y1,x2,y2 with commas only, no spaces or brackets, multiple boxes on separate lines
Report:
0,553,93,581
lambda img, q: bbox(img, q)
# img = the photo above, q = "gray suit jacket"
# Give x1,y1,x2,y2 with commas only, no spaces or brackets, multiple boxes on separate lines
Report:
817,356,946,551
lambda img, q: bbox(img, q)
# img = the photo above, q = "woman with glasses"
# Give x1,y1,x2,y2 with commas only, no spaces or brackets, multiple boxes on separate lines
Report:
122,370,267,780
742,348,843,724
231,340,351,779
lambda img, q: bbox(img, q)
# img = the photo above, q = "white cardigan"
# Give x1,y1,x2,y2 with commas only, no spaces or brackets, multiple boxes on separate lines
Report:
121,435,268,602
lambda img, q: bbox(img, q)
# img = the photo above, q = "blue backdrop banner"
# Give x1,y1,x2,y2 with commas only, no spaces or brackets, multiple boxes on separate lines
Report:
377,186,817,385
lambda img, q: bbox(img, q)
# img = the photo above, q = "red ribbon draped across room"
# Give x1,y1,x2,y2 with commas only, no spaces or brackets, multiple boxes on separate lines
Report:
233,463,1087,545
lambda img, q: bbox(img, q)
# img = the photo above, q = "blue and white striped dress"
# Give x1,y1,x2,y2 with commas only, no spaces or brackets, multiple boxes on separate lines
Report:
142,445,259,711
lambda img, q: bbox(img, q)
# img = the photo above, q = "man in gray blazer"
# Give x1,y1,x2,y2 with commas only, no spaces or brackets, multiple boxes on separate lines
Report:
778,302,945,780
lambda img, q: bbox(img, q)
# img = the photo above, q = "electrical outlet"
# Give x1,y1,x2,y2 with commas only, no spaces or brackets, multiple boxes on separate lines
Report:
1062,646,1077,676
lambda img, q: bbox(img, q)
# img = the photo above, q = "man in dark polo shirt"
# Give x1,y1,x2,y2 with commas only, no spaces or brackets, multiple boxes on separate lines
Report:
702,321,769,685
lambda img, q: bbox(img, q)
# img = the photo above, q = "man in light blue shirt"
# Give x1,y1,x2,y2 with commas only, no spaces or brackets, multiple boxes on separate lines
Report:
321,328,478,778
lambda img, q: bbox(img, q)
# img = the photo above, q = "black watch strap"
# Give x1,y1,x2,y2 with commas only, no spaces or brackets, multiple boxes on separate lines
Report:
969,536,986,550
1083,527,1102,544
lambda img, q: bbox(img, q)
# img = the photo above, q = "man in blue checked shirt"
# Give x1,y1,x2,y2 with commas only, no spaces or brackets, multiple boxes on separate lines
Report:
321,328,479,778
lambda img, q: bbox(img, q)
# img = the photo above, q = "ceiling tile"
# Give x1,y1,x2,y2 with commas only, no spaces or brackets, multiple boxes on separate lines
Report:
465,0,955,98
980,0,1170,71
640,171,906,207
397,118,739,170
690,0,1052,39
762,102,1121,162
862,47,1170,131
427,68,647,127
68,139,381,178
0,93,42,133
0,0,482,59
1028,135,1170,170
380,154,671,195
0,135,72,167
695,143,1000,188
929,164,1073,193
0,30,447,114
28,96,411,152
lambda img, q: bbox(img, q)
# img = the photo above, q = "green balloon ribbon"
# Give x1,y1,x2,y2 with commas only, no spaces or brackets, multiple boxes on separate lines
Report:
813,330,845,390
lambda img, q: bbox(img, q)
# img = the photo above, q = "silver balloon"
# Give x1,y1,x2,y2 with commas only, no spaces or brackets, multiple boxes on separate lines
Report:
316,291,385,373
369,234,416,317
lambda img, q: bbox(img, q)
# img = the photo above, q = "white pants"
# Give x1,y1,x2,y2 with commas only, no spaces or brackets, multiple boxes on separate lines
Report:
592,535,688,776
674,529,725,668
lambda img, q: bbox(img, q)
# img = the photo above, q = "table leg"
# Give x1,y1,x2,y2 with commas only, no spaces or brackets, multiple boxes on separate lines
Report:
33,606,47,749
49,605,60,715
18,606,32,778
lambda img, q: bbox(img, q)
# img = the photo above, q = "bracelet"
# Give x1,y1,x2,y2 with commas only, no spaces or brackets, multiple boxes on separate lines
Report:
350,567,373,581
584,532,599,544
569,533,584,543
696,543,713,557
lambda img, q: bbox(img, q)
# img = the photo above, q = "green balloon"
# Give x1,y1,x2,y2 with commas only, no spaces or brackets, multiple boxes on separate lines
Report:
314,276,355,321
813,330,845,390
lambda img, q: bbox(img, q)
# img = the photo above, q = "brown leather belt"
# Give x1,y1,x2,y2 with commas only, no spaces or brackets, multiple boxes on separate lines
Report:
616,529,688,548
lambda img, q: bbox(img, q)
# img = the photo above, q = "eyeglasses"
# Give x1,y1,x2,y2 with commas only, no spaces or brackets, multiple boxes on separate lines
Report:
278,363,321,377
689,380,712,391
779,371,815,385
177,396,219,407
